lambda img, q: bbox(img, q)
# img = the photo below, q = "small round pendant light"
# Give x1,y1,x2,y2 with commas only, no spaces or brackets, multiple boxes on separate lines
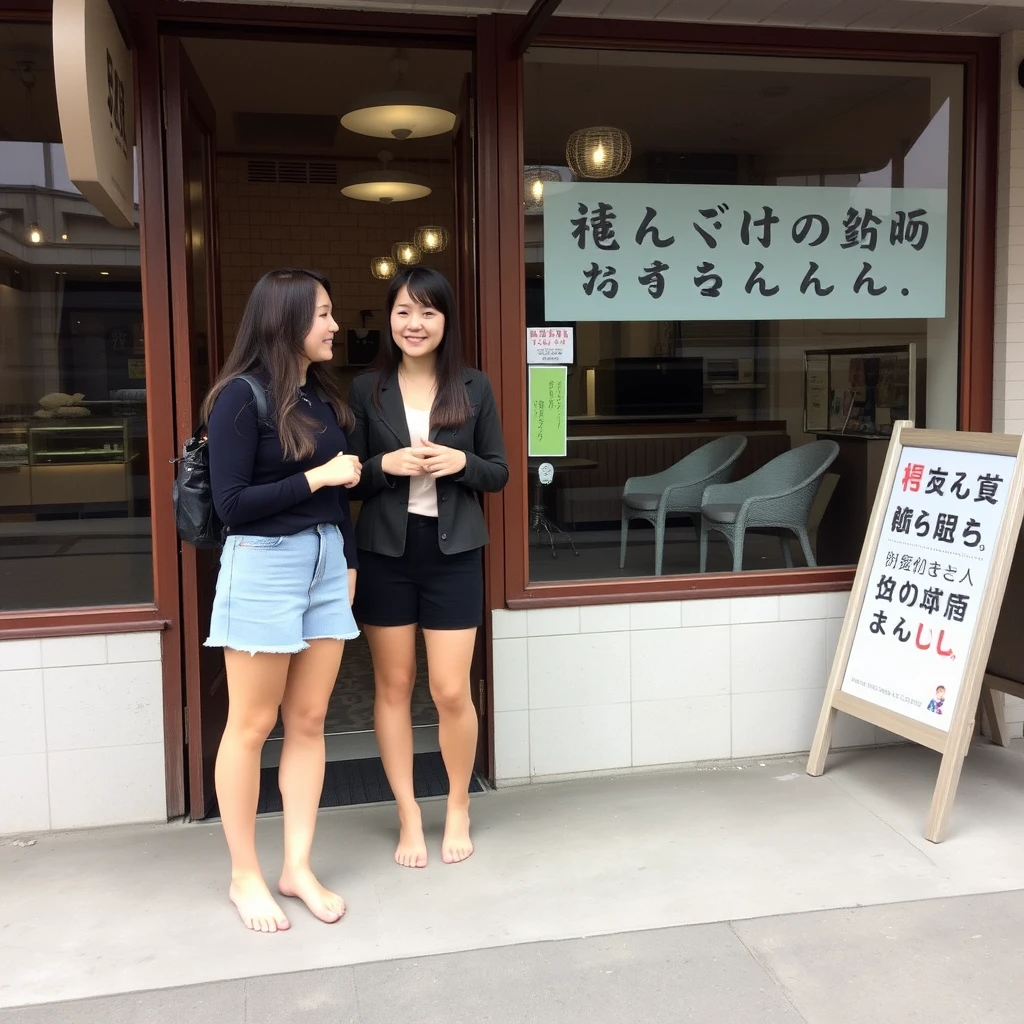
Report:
342,53,455,141
523,166,563,213
414,225,449,254
566,126,632,180
370,255,398,280
342,150,431,204
392,241,422,266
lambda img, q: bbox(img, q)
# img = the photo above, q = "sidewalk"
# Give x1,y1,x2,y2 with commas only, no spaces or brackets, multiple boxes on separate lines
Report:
3,740,1024,1019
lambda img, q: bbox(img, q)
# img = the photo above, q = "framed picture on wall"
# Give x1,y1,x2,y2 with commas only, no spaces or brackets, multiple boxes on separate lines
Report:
346,329,380,366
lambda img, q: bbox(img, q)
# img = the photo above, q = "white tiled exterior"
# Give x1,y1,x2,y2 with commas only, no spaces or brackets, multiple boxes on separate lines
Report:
0,633,166,835
490,592,904,784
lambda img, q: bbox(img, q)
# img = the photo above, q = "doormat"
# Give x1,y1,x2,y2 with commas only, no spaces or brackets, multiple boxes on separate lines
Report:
206,751,485,818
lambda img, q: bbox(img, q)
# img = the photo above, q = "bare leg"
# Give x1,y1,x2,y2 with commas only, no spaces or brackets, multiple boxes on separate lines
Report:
423,627,478,864
276,638,346,923
364,623,426,867
216,649,291,933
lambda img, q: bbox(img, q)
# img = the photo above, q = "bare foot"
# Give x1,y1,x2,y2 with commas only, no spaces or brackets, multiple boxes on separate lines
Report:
230,873,291,933
442,803,473,864
278,866,345,924
395,807,428,868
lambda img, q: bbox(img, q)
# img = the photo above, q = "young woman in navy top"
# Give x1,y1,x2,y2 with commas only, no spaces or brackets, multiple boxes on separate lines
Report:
203,269,361,933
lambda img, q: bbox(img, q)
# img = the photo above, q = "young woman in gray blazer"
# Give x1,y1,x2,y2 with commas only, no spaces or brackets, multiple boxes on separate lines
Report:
348,267,508,868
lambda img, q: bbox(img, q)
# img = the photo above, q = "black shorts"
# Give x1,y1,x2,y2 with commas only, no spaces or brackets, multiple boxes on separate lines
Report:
353,514,483,631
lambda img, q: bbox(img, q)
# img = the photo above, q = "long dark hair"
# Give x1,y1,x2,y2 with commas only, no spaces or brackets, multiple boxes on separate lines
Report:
201,268,354,460
372,266,471,430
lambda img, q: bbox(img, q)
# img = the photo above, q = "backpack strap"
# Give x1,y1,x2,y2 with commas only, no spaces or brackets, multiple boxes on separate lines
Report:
236,373,269,429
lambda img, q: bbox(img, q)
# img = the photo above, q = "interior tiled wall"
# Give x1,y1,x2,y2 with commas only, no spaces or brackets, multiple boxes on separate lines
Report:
0,632,166,835
490,592,902,783
216,156,457,356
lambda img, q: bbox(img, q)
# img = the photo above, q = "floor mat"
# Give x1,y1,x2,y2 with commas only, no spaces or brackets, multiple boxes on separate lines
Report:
207,751,485,818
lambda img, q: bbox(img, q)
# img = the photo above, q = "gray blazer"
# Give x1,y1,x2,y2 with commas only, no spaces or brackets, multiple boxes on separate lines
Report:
347,368,509,556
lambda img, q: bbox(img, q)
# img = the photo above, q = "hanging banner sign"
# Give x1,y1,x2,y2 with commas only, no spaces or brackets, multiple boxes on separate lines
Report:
53,0,136,228
808,423,1024,843
543,182,947,322
528,366,567,458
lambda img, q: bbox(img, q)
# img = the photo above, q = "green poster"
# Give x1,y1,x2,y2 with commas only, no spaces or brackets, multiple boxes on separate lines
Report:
528,366,567,458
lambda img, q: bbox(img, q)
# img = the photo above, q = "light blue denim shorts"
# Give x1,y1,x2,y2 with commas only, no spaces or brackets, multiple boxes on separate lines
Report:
205,523,359,655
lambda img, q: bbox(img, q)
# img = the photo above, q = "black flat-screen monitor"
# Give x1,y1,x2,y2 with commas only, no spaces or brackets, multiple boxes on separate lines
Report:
595,357,704,417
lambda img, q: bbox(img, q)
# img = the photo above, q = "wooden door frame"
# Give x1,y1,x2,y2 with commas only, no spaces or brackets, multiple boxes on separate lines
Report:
164,38,228,820
138,7,498,809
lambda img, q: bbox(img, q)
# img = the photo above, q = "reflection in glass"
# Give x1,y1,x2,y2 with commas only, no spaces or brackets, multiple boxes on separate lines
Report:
0,24,150,611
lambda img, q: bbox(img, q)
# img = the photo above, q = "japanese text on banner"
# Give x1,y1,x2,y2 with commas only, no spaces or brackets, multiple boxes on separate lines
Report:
542,183,947,322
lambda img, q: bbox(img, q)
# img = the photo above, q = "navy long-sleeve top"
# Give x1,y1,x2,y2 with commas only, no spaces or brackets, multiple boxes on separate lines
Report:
207,376,358,569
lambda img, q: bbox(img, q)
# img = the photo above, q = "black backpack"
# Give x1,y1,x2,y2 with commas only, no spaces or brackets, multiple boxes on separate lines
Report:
172,374,268,549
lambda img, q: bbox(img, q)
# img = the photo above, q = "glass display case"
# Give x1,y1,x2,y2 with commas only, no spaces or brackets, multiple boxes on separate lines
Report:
0,422,30,507
28,421,129,466
803,343,919,438
26,420,133,508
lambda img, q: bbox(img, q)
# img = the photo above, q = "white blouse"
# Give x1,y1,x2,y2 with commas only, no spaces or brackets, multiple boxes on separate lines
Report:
404,404,438,517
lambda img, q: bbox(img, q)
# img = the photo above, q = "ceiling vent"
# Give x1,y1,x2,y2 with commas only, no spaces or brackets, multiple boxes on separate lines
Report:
246,160,339,186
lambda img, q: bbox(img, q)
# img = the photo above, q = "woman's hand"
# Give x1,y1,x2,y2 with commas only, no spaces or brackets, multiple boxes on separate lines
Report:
419,439,467,478
381,448,429,477
305,453,362,491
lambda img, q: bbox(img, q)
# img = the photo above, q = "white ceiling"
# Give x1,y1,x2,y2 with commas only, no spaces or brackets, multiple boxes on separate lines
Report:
183,0,1024,35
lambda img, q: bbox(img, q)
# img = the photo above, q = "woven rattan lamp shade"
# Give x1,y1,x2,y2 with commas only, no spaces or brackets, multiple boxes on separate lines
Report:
370,255,398,280
414,225,449,253
565,126,632,179
523,166,562,213
392,241,422,266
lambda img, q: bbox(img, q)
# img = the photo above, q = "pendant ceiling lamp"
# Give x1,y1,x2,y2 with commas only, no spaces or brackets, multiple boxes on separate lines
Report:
392,241,422,266
523,166,563,213
370,255,398,280
566,126,632,180
341,52,455,141
414,224,449,254
342,150,431,204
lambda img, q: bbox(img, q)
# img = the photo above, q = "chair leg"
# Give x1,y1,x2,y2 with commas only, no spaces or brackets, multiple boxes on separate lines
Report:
732,529,745,573
619,513,630,569
796,528,816,567
699,521,709,573
654,510,668,577
780,533,794,568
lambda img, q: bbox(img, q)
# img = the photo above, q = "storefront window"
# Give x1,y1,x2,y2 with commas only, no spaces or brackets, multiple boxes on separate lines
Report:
0,24,150,611
523,49,964,584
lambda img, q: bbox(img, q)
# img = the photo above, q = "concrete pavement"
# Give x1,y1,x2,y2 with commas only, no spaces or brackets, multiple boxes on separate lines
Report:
3,740,1024,1020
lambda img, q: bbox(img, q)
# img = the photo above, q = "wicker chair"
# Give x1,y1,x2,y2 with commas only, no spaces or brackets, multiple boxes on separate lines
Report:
699,440,840,573
620,435,747,576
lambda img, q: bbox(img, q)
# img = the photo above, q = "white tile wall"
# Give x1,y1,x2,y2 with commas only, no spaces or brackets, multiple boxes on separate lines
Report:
491,591,889,782
0,632,166,835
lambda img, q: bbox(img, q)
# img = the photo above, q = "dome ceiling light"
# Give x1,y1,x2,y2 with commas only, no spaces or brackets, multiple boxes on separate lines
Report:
342,150,432,204
341,52,456,141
